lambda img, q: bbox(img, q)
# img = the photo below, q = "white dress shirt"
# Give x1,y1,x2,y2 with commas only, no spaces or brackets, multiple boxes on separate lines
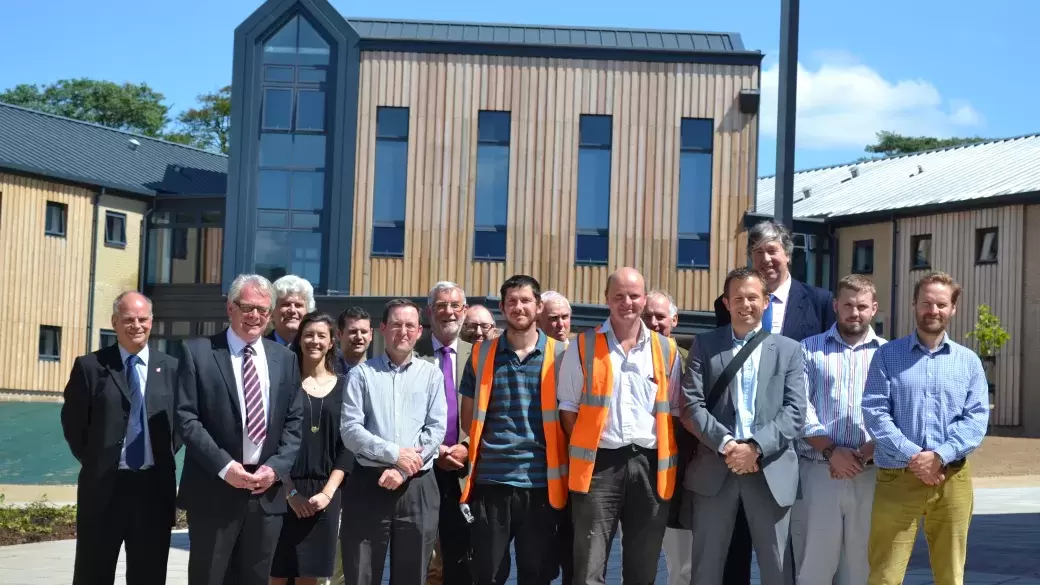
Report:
766,274,793,334
719,325,764,452
218,329,271,478
558,319,682,450
118,344,154,470
431,335,459,383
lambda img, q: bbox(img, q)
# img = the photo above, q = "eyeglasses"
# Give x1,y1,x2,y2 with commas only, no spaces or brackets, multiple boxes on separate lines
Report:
433,302,465,312
234,301,271,316
464,323,495,332
387,323,419,333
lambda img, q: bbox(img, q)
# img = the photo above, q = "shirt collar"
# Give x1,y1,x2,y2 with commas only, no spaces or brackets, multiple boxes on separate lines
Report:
227,328,262,356
731,324,763,344
911,330,950,354
118,343,149,366
273,330,290,345
496,329,548,355
599,318,651,347
431,335,459,355
771,273,793,302
382,351,416,371
825,323,880,349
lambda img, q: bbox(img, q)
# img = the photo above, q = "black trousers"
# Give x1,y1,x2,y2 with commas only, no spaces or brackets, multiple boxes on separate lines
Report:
433,465,473,585
186,496,283,585
470,483,560,585
723,504,754,585
73,468,172,585
557,501,574,585
570,446,669,585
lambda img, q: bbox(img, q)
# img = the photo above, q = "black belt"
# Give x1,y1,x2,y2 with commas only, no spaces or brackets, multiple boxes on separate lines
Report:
598,444,656,456
944,458,966,471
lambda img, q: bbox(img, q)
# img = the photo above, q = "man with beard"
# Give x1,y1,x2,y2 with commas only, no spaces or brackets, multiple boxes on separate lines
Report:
462,304,498,343
862,271,989,585
267,275,316,346
539,290,573,344
680,267,805,585
416,282,475,585
642,290,694,585
713,220,834,585
459,275,570,584
559,267,682,585
792,275,885,585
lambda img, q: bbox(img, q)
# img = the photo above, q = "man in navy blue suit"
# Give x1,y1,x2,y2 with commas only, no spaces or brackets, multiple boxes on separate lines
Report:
711,219,836,585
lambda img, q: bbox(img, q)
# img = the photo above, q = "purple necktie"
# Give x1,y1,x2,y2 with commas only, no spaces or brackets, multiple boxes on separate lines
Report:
439,346,459,445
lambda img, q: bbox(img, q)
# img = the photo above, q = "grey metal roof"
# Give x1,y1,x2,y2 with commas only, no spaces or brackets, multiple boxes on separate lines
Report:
756,134,1040,220
347,17,748,55
0,102,227,196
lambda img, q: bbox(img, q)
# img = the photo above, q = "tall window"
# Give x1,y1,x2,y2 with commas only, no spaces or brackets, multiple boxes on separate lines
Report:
254,14,330,286
473,111,511,261
677,118,714,268
976,227,998,264
45,201,66,237
853,240,874,274
576,115,612,265
147,210,224,285
372,107,410,257
105,211,127,247
39,326,61,361
911,234,932,269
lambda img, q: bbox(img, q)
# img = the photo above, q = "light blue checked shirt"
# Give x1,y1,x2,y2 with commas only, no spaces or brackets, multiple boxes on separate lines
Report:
798,325,885,461
861,331,989,469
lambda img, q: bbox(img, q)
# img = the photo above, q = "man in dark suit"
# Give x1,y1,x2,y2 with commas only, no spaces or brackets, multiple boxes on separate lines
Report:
176,273,305,585
683,268,805,585
712,220,834,585
416,281,475,585
60,291,180,585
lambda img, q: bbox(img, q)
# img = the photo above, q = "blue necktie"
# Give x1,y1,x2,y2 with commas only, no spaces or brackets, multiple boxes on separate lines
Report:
125,355,146,470
762,294,775,334
734,335,757,439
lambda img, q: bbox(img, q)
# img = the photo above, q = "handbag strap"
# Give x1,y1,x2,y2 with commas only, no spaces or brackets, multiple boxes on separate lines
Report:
704,328,771,412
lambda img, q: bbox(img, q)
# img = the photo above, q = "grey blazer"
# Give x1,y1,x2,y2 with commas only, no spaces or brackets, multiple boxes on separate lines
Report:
679,325,806,507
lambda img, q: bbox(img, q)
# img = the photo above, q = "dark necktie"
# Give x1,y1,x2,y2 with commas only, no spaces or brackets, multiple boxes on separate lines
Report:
243,344,267,445
124,355,146,470
762,294,776,334
439,346,459,445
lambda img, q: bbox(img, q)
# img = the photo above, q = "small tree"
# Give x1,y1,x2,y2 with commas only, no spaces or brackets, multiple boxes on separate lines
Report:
965,304,1010,360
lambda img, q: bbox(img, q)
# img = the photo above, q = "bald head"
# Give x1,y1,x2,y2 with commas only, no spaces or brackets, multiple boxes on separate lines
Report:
605,267,647,331
111,291,153,353
462,304,497,343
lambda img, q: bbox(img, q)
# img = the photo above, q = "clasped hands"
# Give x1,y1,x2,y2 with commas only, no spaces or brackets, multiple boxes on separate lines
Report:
828,441,874,480
435,443,468,471
287,490,332,519
723,441,759,475
378,447,424,491
908,450,945,486
224,462,278,495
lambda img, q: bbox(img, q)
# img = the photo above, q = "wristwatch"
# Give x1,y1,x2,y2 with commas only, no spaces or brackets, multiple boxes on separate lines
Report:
821,446,835,460
287,488,298,500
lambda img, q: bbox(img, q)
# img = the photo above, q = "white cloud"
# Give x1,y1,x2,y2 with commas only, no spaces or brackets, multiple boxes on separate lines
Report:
760,54,983,150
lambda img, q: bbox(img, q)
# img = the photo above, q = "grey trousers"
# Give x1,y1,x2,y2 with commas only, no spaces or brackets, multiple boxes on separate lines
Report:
689,472,794,585
571,445,670,585
340,466,440,585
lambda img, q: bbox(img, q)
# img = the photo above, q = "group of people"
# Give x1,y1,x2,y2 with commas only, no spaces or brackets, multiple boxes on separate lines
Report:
59,219,990,585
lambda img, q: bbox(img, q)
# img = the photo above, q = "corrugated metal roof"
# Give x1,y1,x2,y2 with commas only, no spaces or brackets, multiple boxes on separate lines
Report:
347,17,747,54
0,102,227,196
757,134,1040,219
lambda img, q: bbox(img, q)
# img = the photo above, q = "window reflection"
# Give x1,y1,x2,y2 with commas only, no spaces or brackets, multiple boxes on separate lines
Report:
147,211,223,285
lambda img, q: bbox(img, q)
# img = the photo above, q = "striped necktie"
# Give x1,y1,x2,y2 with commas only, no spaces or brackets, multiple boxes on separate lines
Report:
242,344,266,445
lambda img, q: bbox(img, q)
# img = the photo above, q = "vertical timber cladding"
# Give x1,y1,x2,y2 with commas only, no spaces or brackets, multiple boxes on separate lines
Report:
0,173,93,393
350,52,759,309
894,206,1023,426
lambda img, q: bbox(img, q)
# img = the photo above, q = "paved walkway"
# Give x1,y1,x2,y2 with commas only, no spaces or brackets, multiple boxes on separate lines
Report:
2,486,1039,585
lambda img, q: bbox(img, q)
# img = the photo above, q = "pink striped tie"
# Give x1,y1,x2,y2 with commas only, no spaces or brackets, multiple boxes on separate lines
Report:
242,344,266,445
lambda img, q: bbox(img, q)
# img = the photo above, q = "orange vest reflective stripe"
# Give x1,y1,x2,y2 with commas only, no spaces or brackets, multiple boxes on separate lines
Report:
567,328,678,499
460,336,569,509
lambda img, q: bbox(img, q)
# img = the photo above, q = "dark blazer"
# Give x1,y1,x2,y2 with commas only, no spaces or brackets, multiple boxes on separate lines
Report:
175,329,304,515
60,344,180,525
714,277,835,342
413,334,472,439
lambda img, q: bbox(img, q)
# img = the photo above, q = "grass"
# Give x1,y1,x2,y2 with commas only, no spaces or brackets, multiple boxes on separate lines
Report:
0,493,188,546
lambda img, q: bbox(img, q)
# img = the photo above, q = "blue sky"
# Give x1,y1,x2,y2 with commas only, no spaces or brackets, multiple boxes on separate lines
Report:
2,0,1036,174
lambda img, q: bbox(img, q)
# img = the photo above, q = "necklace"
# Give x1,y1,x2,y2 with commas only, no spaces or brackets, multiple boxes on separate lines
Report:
302,376,337,433
307,394,325,433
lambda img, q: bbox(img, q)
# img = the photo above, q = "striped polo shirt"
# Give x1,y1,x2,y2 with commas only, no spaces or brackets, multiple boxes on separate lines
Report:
458,331,548,488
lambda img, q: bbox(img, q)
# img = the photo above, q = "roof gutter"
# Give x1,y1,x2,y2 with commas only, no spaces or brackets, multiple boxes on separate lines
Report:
85,187,105,352
138,200,156,292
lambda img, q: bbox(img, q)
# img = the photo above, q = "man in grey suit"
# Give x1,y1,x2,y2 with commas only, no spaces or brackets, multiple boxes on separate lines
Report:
677,267,805,585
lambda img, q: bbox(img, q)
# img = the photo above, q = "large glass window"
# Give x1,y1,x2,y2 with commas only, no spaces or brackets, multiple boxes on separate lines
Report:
473,111,511,261
255,14,330,286
576,115,612,265
677,118,714,269
147,210,224,285
372,107,410,258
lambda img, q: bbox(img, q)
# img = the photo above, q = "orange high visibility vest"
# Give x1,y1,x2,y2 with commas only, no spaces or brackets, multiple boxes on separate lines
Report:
567,328,678,499
459,336,569,509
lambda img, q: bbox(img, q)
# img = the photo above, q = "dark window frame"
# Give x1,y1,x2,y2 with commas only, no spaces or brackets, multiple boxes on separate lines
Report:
371,106,410,259
104,211,127,248
676,117,714,270
473,110,511,262
45,201,67,237
575,114,613,267
975,227,998,265
39,325,61,361
145,209,225,285
99,329,118,348
852,239,874,274
910,234,932,270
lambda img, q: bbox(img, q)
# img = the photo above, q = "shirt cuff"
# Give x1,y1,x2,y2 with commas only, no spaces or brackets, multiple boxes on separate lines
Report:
896,437,924,461
559,401,580,413
217,460,234,480
802,423,828,439
933,444,957,466
386,443,402,465
718,435,734,454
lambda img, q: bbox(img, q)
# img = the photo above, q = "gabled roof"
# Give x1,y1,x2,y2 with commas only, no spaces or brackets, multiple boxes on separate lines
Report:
756,134,1040,220
347,17,748,55
0,102,228,197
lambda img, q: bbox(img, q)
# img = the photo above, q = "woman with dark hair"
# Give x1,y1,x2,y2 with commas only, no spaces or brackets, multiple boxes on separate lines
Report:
271,312,353,585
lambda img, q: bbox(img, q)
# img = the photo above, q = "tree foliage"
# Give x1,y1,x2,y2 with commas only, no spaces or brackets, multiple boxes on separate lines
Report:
0,78,172,137
864,130,988,157
173,85,232,154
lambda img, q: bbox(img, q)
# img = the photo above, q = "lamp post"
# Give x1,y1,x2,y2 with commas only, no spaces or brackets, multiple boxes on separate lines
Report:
773,0,799,230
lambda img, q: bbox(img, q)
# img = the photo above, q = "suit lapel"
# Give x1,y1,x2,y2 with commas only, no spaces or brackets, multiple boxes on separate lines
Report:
455,341,472,388
754,335,778,424
782,280,810,338
265,340,281,426
714,327,736,412
101,345,133,404
212,333,242,424
144,354,166,417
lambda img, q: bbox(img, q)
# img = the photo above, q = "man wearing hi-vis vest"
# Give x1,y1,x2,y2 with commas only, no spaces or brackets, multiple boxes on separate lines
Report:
459,275,570,585
557,267,683,585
